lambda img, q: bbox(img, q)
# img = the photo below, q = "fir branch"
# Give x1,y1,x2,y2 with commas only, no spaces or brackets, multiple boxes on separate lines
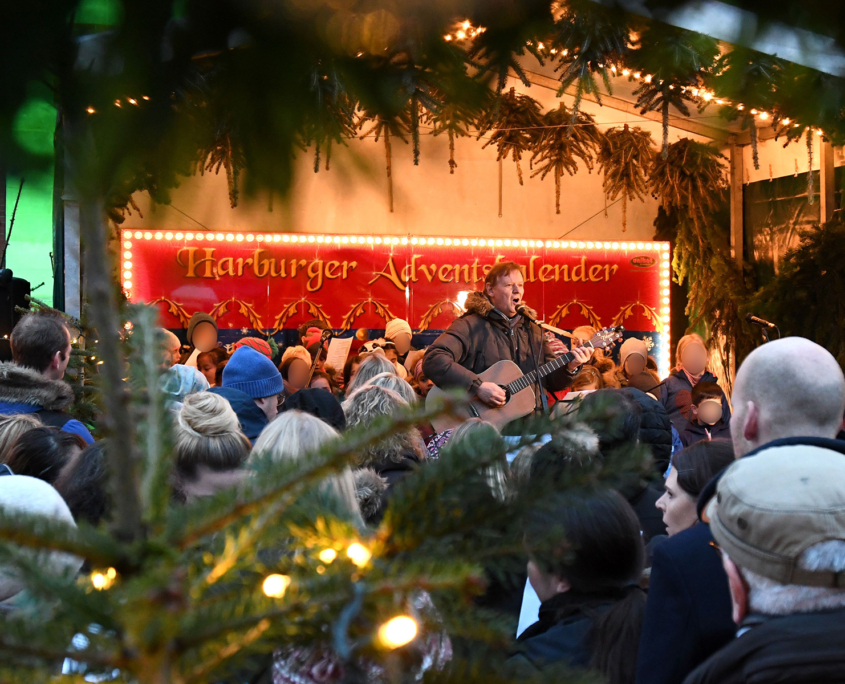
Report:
171,396,463,549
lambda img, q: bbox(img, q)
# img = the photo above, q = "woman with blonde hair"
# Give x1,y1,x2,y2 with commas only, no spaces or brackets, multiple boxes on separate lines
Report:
344,353,395,396
250,410,361,524
0,414,41,464
363,371,418,405
659,333,730,432
173,392,250,501
343,384,426,525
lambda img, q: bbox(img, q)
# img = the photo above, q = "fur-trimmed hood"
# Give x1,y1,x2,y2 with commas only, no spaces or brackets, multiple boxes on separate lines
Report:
0,362,74,411
462,291,538,320
354,468,389,526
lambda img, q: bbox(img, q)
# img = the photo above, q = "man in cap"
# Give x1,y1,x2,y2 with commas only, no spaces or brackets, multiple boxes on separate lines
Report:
685,448,845,683
637,337,845,684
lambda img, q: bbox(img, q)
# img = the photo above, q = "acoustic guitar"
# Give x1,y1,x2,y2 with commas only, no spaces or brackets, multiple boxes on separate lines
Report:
426,326,624,433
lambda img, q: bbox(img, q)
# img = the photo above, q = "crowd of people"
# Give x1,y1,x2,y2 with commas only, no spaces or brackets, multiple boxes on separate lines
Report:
0,260,844,683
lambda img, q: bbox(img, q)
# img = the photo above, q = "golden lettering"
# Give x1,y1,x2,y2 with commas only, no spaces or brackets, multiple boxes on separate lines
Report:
605,264,619,281
253,249,269,277
438,264,454,282
217,257,235,277
572,256,587,283
539,264,554,282
342,261,357,278
555,264,570,282
454,264,471,283
589,264,603,282
418,263,437,283
472,258,481,282
325,260,341,279
307,259,324,292
369,256,405,290
290,259,307,278
271,259,285,278
177,247,216,278
529,255,539,282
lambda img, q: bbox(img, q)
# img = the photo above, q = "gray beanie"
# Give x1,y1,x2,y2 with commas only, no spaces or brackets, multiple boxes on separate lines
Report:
187,313,217,345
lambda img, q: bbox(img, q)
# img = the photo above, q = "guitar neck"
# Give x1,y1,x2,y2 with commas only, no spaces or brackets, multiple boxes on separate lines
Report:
505,341,595,395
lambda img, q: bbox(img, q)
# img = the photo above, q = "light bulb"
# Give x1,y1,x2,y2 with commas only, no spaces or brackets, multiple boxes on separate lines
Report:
262,574,291,598
378,615,418,649
318,548,338,564
346,543,372,568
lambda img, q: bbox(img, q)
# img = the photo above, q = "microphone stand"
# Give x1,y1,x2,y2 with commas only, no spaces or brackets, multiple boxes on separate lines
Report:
525,317,550,416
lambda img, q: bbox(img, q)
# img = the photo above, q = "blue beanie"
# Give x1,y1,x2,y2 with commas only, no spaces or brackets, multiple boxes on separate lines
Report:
222,347,284,399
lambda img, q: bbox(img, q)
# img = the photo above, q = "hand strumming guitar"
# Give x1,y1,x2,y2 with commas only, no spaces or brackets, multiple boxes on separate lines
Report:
476,381,507,408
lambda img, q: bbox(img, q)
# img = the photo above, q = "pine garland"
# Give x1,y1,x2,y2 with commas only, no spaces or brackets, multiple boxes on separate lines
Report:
529,102,602,213
476,87,544,185
596,124,654,231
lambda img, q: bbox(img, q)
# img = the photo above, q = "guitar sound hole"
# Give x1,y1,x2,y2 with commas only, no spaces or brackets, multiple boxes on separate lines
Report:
501,386,511,404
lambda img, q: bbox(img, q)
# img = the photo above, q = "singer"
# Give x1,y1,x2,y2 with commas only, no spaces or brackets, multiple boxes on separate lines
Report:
422,261,591,409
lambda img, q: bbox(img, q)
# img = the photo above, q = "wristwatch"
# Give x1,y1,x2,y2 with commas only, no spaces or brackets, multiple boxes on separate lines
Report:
564,365,582,377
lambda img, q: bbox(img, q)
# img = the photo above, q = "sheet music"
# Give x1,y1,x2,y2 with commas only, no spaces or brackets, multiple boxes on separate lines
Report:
324,336,353,372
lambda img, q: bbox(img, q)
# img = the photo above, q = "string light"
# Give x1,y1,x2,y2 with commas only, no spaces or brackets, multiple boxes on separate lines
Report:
90,567,117,590
318,548,338,564
262,574,292,598
346,542,372,567
86,106,96,114
378,616,418,648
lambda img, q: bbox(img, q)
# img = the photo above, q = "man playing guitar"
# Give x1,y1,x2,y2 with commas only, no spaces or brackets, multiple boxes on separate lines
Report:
422,261,592,411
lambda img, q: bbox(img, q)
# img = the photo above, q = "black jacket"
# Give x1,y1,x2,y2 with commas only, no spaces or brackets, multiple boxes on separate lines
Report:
621,387,673,475
423,292,574,398
684,608,845,684
679,418,731,448
510,591,614,671
635,522,734,684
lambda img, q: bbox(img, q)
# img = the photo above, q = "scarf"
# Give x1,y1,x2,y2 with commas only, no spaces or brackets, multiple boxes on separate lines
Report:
681,368,705,387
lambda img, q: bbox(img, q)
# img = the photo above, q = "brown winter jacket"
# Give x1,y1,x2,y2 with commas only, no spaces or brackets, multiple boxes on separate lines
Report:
422,292,576,399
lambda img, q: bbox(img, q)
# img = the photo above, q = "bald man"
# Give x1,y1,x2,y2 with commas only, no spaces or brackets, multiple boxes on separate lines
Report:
158,329,182,370
729,337,845,457
636,338,845,684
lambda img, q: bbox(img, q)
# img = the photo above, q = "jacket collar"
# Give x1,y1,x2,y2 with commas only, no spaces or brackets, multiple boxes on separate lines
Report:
697,436,845,519
463,291,538,321
0,362,74,411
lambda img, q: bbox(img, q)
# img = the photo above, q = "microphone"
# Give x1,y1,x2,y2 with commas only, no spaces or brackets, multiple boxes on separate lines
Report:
745,313,776,329
516,305,538,324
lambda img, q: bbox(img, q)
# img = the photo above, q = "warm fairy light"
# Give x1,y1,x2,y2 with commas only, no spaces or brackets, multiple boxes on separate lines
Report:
378,616,418,649
165,232,173,239
644,74,653,83
86,106,96,114
262,574,291,598
633,72,641,79
90,567,117,590
142,95,150,101
444,34,452,41
114,99,122,107
346,542,372,567
318,548,337,564
816,129,824,136
154,232,163,240
758,111,769,120
236,234,244,242
127,98,138,105
226,234,234,241
622,69,630,76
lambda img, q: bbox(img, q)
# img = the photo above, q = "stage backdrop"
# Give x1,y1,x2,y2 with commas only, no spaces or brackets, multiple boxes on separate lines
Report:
122,230,672,373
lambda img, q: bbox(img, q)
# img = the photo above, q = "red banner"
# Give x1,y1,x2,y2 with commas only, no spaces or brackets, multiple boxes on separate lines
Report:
122,230,670,340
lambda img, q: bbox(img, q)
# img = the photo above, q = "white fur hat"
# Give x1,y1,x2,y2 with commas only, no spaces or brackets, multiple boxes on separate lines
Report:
0,476,82,601
384,318,412,340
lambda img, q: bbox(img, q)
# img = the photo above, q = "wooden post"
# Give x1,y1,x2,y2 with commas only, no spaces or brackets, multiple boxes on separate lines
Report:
729,140,744,267
820,139,836,222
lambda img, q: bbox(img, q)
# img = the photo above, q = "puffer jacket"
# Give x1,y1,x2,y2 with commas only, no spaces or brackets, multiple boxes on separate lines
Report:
422,292,575,399
620,387,673,475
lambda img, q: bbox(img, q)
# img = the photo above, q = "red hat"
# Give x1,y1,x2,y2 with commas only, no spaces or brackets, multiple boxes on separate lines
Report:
232,336,273,359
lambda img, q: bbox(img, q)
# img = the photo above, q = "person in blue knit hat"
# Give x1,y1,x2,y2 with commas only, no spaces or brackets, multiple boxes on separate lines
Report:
221,347,284,423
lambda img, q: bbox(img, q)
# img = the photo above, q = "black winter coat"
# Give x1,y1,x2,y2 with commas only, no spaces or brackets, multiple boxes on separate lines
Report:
635,523,734,684
422,292,574,399
679,418,731,448
621,387,673,475
684,608,845,684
